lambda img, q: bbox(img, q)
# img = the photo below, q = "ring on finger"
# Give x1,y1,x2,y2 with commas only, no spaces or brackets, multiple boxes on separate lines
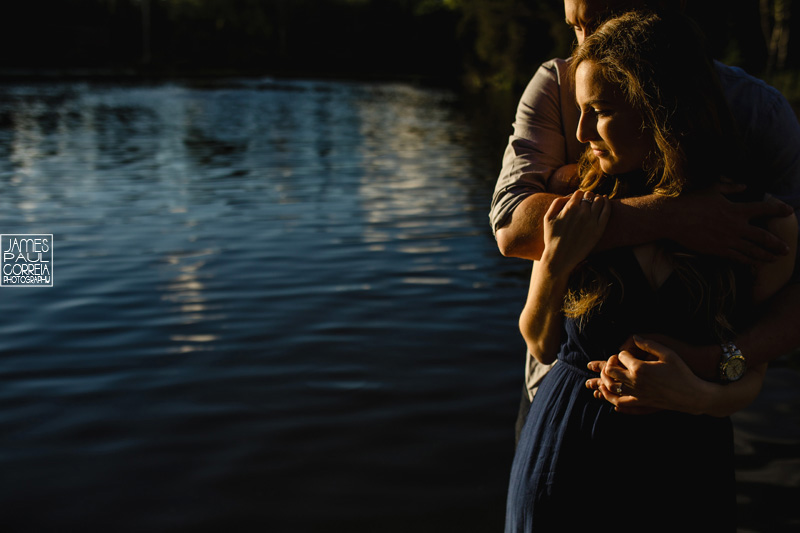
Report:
613,383,623,395
581,198,593,203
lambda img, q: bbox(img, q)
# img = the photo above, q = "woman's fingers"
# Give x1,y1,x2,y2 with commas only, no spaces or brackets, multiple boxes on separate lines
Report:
587,355,629,396
596,194,611,225
586,360,606,373
545,194,571,220
597,352,639,400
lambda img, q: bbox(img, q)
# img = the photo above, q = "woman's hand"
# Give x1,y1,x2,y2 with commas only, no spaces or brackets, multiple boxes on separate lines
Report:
585,335,711,415
519,190,610,365
540,190,611,274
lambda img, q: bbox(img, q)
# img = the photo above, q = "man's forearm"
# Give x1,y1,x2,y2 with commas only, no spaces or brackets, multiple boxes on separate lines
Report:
736,282,800,367
642,282,800,381
497,192,668,260
496,193,559,260
594,194,669,251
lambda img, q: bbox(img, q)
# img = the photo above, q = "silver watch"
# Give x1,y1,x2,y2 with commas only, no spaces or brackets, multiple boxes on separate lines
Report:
719,342,746,383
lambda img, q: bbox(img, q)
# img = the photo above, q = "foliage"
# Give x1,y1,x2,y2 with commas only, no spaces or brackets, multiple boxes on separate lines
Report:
0,0,797,99
446,0,571,91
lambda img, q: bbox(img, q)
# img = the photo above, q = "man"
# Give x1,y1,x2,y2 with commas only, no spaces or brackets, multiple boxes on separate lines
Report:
492,0,800,436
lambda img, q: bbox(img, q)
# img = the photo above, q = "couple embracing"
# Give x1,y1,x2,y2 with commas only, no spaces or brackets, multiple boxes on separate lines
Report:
493,2,800,531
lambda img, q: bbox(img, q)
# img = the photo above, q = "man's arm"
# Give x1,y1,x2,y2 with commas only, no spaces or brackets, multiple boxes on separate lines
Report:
602,188,792,264
589,337,768,417
499,178,793,262
596,73,800,381
587,212,799,414
735,281,800,368
626,283,800,381
496,192,560,260
628,212,796,376
490,60,578,247
586,286,799,415
495,62,798,264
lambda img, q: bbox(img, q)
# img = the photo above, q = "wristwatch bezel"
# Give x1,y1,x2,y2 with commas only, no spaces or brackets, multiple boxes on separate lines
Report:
720,342,746,383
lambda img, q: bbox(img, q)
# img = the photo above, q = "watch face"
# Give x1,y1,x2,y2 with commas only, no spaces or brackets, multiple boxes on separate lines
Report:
725,356,746,380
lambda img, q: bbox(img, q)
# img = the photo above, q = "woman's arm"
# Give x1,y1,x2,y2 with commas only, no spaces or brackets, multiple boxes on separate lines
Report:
520,190,610,364
520,260,570,365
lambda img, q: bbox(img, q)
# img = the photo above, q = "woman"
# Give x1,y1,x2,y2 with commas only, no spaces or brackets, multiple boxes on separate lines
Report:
506,11,797,532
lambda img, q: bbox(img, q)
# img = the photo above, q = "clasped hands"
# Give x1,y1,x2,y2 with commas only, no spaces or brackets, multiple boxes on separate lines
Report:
585,334,710,415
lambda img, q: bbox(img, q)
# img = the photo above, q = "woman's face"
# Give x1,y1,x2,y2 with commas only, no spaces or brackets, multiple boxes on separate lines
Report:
575,60,653,175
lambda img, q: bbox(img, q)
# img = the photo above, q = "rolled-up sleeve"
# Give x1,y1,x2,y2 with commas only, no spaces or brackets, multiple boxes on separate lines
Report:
490,60,574,234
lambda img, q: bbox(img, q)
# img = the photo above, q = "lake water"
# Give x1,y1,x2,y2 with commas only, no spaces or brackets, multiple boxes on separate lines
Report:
0,78,796,532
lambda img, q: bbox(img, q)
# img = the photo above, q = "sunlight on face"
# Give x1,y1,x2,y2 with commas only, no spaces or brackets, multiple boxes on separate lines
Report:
574,60,653,175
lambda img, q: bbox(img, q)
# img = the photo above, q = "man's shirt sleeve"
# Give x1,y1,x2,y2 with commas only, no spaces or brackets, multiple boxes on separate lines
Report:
489,60,571,235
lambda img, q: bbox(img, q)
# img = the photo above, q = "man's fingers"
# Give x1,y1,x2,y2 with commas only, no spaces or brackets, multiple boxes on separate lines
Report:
630,336,671,358
732,199,793,261
730,247,765,265
616,349,641,367
741,196,794,219
739,226,790,260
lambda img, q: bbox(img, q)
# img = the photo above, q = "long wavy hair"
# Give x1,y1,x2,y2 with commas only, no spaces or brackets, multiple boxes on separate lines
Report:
562,11,754,339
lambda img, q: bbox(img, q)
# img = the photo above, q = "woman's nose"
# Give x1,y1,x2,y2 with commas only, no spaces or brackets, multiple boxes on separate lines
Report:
576,112,597,143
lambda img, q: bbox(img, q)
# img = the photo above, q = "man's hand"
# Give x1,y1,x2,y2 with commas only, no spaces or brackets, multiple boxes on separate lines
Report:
628,333,720,381
585,336,713,415
666,185,793,264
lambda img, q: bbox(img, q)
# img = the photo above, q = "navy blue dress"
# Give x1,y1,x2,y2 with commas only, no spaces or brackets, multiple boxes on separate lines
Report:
505,250,738,532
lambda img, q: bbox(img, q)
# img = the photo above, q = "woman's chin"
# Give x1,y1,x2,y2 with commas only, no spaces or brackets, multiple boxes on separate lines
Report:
600,161,640,176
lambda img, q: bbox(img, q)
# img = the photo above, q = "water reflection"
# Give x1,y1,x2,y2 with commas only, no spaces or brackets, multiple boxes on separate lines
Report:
0,77,793,531
0,77,524,531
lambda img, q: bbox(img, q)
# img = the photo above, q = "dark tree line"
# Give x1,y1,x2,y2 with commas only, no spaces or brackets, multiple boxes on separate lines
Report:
0,0,465,82
0,0,797,93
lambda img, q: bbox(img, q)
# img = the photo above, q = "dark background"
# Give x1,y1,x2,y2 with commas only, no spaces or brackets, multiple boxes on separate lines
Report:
1,0,798,97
